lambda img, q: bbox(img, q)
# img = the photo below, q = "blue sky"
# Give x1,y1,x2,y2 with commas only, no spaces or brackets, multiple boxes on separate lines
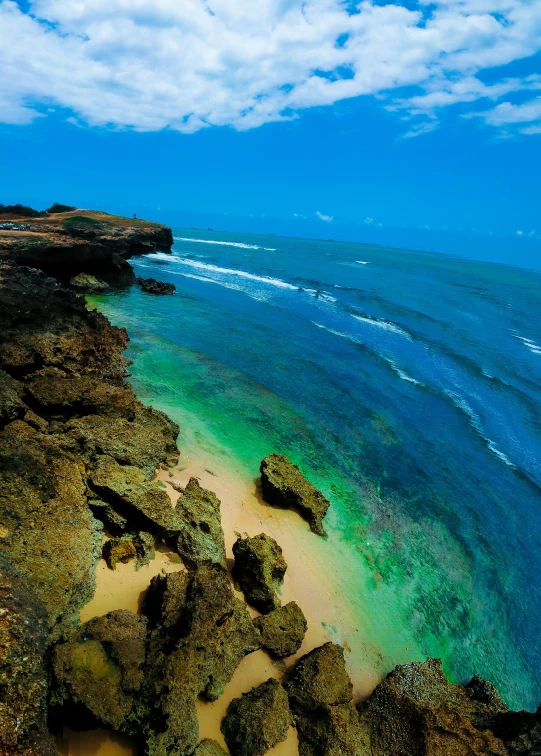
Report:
1,0,540,268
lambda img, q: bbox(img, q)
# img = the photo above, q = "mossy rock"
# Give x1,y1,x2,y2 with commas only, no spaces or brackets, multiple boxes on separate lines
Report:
254,601,307,658
194,740,228,755
174,477,227,569
232,533,287,613
260,454,330,536
221,678,292,756
102,537,137,569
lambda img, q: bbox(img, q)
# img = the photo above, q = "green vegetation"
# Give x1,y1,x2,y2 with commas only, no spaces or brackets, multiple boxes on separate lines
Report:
64,215,105,228
47,202,76,213
0,203,44,218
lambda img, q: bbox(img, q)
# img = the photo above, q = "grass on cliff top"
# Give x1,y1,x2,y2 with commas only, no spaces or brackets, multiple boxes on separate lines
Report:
0,208,166,229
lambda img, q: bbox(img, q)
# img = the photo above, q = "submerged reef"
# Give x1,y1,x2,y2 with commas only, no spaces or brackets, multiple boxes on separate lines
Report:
1,207,541,755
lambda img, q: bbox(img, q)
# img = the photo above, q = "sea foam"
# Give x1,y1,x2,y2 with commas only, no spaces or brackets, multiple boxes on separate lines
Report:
174,236,276,251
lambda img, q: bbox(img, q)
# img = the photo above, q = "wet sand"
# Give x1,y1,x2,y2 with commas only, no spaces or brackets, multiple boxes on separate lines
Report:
57,451,370,755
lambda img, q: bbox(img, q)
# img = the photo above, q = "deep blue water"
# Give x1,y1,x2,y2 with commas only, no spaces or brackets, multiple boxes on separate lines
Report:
95,229,541,709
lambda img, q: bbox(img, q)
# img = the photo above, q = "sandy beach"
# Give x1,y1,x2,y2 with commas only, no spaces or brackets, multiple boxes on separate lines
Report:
57,449,374,756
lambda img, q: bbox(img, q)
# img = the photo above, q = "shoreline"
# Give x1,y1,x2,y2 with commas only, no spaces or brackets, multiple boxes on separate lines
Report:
61,450,372,755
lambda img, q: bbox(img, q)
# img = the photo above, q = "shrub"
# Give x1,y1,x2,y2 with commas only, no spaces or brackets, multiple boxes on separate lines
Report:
0,203,43,218
47,203,76,213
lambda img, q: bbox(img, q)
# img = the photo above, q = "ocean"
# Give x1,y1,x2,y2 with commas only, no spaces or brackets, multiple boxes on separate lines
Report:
91,228,541,711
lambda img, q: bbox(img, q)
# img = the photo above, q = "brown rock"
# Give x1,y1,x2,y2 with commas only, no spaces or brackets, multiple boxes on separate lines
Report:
232,533,287,613
260,454,330,536
221,678,292,756
102,537,137,569
254,601,307,658
175,477,227,569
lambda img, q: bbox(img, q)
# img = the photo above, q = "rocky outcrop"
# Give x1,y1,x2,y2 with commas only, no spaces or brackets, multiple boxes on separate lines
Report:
0,556,58,756
221,678,292,756
0,209,173,279
232,533,287,613
69,272,109,291
254,600,307,658
260,453,330,536
194,740,229,756
136,276,176,295
174,477,227,569
359,658,509,756
286,642,370,756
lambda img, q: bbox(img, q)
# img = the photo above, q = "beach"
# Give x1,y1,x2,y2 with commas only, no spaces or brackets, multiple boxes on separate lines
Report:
58,446,376,756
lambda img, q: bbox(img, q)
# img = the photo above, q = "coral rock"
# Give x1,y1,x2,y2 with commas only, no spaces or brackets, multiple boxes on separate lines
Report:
254,601,307,658
221,678,292,756
359,658,509,756
175,477,227,569
260,454,330,536
232,533,287,613
70,272,109,291
194,739,229,755
286,642,369,756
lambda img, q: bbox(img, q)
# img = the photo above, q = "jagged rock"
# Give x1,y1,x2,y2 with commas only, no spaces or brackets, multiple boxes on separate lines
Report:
51,609,147,734
359,658,509,756
142,567,261,755
286,642,369,756
88,493,130,534
174,477,227,569
260,454,330,536
0,420,103,631
69,272,109,291
254,601,307,658
194,740,228,755
134,530,156,568
103,536,137,569
0,556,59,756
89,456,181,537
221,678,292,756
232,533,287,613
136,277,176,295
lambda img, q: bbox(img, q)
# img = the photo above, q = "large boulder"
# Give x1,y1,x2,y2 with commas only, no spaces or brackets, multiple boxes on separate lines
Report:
285,643,370,756
142,566,261,756
359,658,509,756
174,477,227,569
232,533,287,613
260,454,330,536
69,272,109,292
51,609,148,734
254,601,307,658
221,678,292,756
0,557,59,756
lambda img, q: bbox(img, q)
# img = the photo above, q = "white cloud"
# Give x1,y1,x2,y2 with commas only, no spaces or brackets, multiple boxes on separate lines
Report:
516,229,523,235
0,0,540,135
316,210,333,222
364,216,374,224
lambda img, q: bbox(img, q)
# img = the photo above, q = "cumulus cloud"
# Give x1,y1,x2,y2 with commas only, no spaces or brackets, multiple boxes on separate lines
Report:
0,0,540,135
316,210,333,222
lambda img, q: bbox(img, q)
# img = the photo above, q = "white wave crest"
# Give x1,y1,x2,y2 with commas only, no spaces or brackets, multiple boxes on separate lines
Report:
445,390,516,468
355,260,370,265
174,236,275,251
515,334,541,355
161,256,297,290
350,314,411,340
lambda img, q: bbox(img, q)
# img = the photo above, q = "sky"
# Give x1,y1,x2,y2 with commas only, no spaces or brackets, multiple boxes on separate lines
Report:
1,0,540,268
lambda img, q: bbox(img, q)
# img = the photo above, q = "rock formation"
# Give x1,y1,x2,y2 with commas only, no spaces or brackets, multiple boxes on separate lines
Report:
260,453,330,536
136,276,176,294
232,532,287,613
254,600,307,658
359,658,510,756
286,642,370,756
174,477,227,569
221,678,292,756
69,272,109,291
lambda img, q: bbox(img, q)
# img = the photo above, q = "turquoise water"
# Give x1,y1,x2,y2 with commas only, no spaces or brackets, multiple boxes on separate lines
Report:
93,229,541,710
